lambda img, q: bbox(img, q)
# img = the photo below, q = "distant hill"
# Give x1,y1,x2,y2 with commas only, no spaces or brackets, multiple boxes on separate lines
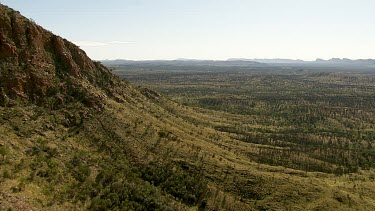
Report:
103,58,375,66
315,58,375,65
101,59,262,67
227,58,306,63
228,58,375,65
102,58,375,73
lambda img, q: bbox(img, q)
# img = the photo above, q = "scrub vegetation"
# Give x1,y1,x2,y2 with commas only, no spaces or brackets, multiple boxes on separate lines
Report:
1,4,375,210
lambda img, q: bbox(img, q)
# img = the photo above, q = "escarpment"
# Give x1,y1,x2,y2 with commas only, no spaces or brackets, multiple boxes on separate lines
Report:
0,5,123,108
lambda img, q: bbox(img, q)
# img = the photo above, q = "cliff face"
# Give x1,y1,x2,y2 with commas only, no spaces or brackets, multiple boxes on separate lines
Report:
0,4,119,108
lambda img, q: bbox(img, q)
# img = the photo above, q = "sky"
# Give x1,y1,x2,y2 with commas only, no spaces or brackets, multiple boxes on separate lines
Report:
2,0,375,60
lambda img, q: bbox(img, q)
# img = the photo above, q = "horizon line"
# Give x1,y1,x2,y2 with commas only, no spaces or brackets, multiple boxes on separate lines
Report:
97,57,375,62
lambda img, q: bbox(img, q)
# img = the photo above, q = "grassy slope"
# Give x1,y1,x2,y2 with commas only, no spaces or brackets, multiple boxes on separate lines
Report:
1,84,375,210
155,91,375,210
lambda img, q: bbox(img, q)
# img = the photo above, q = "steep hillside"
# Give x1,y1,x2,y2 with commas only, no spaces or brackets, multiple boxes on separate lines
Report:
0,4,133,110
1,4,375,211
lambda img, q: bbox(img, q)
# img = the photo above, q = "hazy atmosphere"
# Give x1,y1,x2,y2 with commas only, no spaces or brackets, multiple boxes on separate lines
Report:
1,1,375,210
3,0,375,60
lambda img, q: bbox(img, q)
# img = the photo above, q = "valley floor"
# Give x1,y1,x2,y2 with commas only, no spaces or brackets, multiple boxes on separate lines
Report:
1,63,375,210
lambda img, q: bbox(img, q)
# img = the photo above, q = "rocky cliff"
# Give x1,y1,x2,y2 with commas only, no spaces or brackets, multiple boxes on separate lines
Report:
0,4,122,108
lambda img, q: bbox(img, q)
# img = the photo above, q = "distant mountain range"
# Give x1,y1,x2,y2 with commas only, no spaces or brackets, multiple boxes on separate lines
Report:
102,58,375,65
227,58,306,63
101,59,262,67
101,58,375,71
314,58,375,64
228,58,375,65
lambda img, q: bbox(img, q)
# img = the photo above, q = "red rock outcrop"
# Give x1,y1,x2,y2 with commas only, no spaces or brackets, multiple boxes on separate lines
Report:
0,4,120,108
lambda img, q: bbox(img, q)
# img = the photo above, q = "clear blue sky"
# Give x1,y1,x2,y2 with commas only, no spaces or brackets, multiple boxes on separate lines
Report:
2,0,375,60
